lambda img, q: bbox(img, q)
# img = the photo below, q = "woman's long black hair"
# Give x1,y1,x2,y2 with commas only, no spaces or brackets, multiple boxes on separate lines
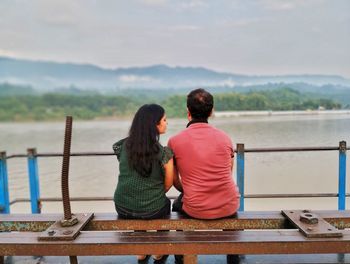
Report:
125,104,165,177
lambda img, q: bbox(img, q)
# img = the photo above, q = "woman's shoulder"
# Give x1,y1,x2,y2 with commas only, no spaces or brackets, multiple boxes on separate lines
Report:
112,138,127,160
159,145,174,165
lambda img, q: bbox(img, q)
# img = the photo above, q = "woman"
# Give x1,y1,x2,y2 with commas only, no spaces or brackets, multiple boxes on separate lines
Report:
113,104,174,262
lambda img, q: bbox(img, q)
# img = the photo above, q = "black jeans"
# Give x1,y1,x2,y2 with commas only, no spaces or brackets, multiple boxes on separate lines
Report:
172,193,186,214
172,193,237,219
115,198,171,220
172,193,240,264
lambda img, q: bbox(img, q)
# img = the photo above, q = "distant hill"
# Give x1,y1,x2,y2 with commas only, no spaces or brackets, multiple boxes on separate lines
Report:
1,56,350,92
0,83,36,96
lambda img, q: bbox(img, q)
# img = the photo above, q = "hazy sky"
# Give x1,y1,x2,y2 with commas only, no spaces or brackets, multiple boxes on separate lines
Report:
1,0,349,77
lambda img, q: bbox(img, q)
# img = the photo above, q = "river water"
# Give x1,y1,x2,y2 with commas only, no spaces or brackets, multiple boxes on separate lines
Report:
1,112,349,213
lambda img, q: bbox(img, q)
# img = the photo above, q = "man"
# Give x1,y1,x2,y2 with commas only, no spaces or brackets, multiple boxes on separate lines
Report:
168,88,240,263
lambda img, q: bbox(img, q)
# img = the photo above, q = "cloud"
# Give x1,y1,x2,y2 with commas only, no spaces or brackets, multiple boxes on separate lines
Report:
34,1,80,26
259,0,322,11
0,49,18,58
139,0,168,6
118,75,157,83
217,78,236,87
227,18,270,27
180,0,207,9
1,0,349,78
260,0,297,10
169,25,200,31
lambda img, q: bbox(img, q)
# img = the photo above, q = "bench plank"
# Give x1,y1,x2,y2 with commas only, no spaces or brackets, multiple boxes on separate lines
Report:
1,210,350,232
1,230,350,255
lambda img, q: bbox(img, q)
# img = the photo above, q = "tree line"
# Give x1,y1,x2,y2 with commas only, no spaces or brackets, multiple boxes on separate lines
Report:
0,86,342,121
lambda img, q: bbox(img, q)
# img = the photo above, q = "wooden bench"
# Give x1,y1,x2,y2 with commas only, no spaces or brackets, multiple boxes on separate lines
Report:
1,210,350,264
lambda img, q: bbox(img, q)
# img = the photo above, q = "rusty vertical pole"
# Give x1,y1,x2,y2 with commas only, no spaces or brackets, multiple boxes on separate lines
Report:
61,116,78,264
69,256,78,264
37,116,93,263
183,255,197,264
61,116,74,221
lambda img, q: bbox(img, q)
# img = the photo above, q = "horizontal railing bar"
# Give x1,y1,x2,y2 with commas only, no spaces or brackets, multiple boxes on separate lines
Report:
6,152,114,159
10,196,179,205
244,147,343,153
6,146,349,159
9,197,113,205
9,198,30,205
6,154,28,158
40,196,113,202
10,193,350,205
245,193,340,198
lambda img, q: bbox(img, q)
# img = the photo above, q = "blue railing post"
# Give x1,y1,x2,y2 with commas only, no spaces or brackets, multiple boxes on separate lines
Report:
27,148,41,213
338,141,347,210
0,151,10,213
236,143,245,211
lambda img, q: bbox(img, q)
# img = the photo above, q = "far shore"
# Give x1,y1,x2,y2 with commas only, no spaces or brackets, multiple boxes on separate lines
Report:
214,109,350,117
1,109,350,123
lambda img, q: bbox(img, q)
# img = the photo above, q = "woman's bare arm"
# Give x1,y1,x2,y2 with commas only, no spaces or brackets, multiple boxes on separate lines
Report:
163,158,175,192
172,165,183,192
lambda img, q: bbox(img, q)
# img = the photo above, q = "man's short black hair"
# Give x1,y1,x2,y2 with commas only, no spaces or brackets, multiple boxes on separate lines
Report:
187,88,214,119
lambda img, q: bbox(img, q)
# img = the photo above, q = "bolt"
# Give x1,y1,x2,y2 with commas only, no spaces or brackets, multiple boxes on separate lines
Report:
63,230,73,235
300,212,318,224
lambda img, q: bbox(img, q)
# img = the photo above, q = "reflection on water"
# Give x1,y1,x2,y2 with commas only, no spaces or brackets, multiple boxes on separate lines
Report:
1,113,349,213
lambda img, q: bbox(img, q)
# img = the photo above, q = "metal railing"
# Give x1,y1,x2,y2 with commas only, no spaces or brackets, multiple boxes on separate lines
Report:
0,141,348,214
236,141,348,211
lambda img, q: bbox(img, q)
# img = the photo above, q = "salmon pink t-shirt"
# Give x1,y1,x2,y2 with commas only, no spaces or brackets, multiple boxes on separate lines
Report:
168,123,240,219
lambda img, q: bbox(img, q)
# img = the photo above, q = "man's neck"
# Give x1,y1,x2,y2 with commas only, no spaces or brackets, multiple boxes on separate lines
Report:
186,118,208,128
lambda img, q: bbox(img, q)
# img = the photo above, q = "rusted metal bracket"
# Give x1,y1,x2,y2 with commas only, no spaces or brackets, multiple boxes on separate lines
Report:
282,210,343,238
39,213,94,241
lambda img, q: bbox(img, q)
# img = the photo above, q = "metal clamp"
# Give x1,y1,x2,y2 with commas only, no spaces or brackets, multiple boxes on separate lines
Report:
282,210,343,238
39,213,93,241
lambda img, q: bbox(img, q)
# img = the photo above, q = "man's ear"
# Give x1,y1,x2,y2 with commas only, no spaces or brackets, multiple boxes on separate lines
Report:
209,108,214,117
187,108,192,121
